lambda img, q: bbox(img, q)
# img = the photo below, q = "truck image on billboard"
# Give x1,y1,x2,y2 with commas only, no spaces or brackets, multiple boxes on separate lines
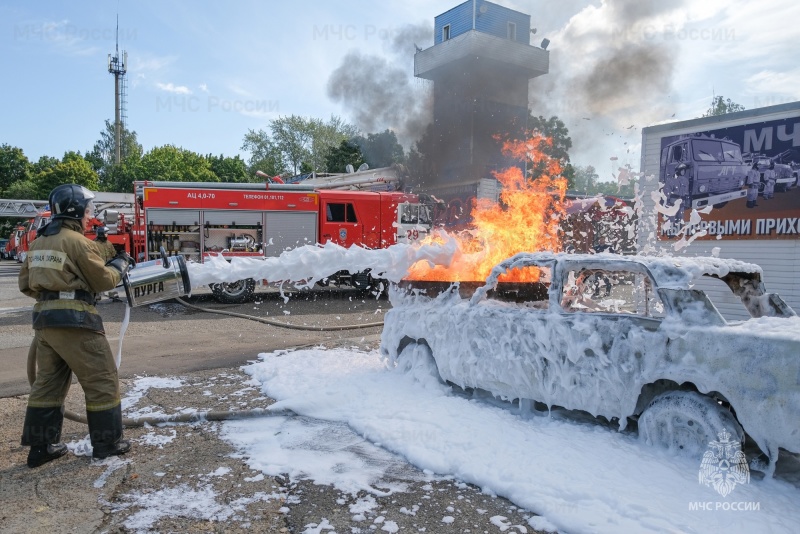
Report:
656,115,800,240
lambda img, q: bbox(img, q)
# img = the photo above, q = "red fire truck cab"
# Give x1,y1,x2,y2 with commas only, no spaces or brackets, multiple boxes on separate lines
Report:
133,181,432,301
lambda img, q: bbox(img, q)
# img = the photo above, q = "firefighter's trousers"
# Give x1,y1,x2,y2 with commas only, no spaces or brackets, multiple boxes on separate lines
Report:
26,328,120,412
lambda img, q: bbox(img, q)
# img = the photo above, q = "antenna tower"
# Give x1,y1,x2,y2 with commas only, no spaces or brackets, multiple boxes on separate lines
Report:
108,15,128,165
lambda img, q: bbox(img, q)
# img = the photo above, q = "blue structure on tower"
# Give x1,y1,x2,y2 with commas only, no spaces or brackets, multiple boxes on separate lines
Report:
414,0,549,202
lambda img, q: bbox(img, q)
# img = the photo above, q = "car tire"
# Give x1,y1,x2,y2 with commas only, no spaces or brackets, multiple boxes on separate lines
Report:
394,341,446,391
638,390,743,458
210,278,256,304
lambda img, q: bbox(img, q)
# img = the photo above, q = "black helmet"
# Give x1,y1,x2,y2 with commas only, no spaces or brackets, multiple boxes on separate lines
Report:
95,225,109,237
49,184,95,220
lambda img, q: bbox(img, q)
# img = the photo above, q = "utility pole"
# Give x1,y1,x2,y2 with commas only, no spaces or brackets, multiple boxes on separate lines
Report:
108,15,127,165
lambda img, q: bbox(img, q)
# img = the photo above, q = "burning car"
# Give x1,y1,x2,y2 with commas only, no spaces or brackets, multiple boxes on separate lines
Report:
381,252,800,476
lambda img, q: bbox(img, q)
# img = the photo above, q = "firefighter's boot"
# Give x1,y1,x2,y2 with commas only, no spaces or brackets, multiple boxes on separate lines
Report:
21,406,68,468
746,200,758,208
87,405,131,459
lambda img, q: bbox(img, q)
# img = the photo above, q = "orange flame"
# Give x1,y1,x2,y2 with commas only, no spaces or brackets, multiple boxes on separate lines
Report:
408,133,567,282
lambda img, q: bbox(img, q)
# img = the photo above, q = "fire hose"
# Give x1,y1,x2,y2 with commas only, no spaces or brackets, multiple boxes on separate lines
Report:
25,340,294,428
174,296,385,331
23,250,307,428
26,247,382,428
26,297,382,427
26,301,380,428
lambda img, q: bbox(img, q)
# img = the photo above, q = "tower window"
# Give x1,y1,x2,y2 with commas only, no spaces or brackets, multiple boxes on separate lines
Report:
442,24,451,41
507,22,517,41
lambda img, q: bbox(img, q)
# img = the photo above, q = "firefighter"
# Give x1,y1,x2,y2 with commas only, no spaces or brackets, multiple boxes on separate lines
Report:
745,162,760,209
94,226,117,262
763,162,777,200
18,184,134,468
94,226,121,301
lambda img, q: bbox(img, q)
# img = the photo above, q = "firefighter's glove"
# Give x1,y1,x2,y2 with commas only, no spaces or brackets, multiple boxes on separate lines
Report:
106,251,135,274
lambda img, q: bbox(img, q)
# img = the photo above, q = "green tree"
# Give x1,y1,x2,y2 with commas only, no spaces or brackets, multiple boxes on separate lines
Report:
270,115,313,175
353,130,405,169
571,164,637,199
307,115,358,173
241,129,288,178
405,123,436,189
87,119,144,192
261,114,357,175
703,95,745,117
325,140,366,173
3,179,40,199
207,154,249,183
572,165,600,195
0,144,31,194
33,154,99,197
137,145,218,183
105,159,141,193
524,115,575,188
30,155,60,177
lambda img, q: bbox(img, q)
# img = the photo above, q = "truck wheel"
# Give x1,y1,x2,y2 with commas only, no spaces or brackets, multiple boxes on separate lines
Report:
638,390,743,458
210,278,256,304
351,270,373,291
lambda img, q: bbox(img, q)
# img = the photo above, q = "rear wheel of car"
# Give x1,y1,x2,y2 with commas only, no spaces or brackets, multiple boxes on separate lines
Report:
210,278,256,304
395,341,446,390
638,390,743,458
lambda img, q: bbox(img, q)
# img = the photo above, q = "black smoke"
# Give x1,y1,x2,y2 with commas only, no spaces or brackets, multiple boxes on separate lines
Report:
326,22,433,150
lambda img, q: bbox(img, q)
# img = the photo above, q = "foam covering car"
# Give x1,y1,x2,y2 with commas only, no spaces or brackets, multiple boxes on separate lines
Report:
381,252,800,476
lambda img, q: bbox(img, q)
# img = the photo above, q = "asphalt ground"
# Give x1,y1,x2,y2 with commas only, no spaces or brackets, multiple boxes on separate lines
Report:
0,260,388,398
0,260,548,533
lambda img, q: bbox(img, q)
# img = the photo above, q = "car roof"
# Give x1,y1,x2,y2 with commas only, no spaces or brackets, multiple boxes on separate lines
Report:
488,252,763,290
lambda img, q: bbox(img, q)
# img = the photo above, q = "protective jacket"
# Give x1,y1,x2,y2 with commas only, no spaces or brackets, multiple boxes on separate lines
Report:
95,238,117,262
19,218,121,332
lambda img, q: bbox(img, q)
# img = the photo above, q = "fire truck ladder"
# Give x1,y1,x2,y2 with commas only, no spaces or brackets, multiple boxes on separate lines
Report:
0,199,48,218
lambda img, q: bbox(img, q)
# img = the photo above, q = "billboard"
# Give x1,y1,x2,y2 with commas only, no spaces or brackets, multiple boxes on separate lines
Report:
656,116,800,240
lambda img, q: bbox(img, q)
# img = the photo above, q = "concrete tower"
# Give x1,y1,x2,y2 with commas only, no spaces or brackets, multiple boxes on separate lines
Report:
414,0,549,202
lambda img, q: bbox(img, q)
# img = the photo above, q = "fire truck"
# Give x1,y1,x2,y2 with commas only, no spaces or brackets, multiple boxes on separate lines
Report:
9,193,137,262
8,224,26,262
132,179,433,302
5,226,27,260
15,213,49,263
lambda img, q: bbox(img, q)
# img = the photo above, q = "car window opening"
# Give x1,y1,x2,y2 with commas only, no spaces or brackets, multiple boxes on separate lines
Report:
561,269,665,317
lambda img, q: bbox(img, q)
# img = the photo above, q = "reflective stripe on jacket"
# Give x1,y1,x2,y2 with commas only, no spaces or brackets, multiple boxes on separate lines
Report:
19,219,121,332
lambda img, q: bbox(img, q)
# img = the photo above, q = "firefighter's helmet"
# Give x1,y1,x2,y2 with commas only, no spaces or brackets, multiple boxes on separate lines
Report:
49,184,95,220
95,225,109,238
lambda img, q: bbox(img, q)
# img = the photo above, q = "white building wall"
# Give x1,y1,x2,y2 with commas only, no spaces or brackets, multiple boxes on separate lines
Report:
638,102,800,320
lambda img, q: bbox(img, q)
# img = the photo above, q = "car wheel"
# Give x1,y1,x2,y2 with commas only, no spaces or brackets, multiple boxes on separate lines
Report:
638,390,743,458
394,341,446,391
210,278,256,304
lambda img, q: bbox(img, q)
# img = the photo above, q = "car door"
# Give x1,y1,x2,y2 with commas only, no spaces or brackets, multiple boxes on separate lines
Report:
556,266,668,420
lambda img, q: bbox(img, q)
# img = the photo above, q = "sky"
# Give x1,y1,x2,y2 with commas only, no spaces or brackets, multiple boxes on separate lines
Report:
1,0,799,180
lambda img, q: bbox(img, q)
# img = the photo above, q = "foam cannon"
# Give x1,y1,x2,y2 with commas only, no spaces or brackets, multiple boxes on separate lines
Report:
120,247,191,307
